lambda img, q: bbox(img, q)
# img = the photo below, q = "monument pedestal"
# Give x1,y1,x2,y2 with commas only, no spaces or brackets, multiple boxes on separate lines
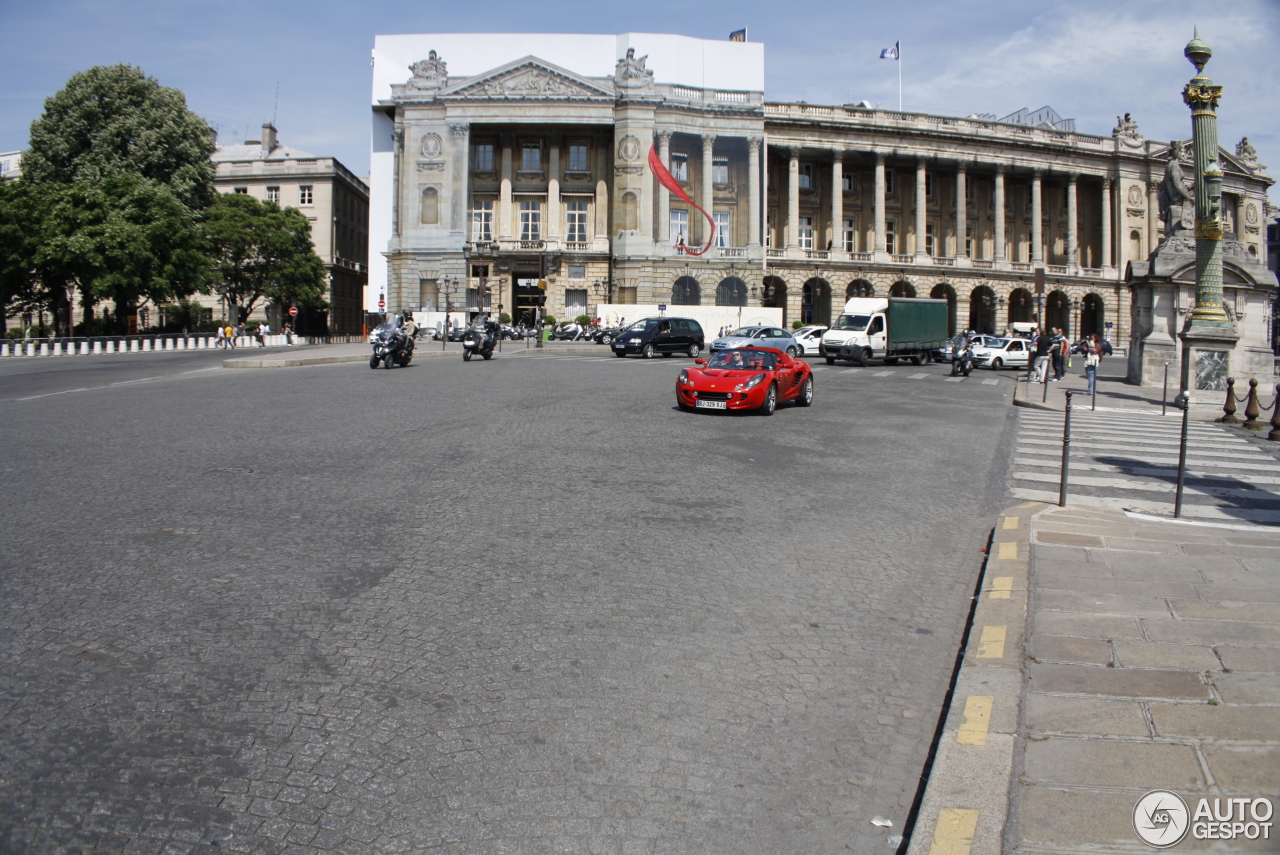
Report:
1179,323,1239,395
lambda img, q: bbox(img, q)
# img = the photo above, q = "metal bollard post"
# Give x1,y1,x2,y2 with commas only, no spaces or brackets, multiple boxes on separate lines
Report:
1174,391,1190,518
1219,377,1238,423
1243,379,1262,430
1270,385,1280,442
1162,362,1169,416
1059,390,1073,507
1042,368,1049,403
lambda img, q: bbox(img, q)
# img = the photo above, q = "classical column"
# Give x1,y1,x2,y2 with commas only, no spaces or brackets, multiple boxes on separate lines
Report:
546,142,560,240
1101,177,1113,269
787,148,801,249
747,137,762,248
955,166,967,258
831,152,844,253
874,152,887,253
1183,31,1230,327
701,134,716,247
595,175,608,243
449,124,470,239
656,131,672,246
915,158,928,257
1147,179,1161,255
391,123,404,237
1031,170,1044,264
1066,174,1078,268
994,165,1006,261
499,143,513,240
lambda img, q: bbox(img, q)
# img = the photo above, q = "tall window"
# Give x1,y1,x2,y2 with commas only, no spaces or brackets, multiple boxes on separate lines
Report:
713,157,729,184
471,200,494,241
843,218,857,252
798,216,814,249
799,164,812,190
886,219,896,255
713,211,730,247
520,200,541,240
474,143,494,171
843,172,855,192
965,221,975,257
925,173,933,197
566,200,588,243
885,170,895,195
670,154,688,182
925,223,936,256
565,289,588,314
299,185,313,205
568,144,589,172
521,144,541,172
266,186,280,203
233,187,248,194
670,209,689,245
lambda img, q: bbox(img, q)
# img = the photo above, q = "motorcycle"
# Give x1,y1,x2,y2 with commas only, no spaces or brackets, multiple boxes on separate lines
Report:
369,322,413,369
951,342,974,377
550,322,581,341
462,318,498,361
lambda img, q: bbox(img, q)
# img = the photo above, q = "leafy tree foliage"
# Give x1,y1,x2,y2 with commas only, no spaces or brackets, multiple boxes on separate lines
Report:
203,193,327,322
24,64,215,210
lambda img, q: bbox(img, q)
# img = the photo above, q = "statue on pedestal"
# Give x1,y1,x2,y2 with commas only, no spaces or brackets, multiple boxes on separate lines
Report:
1112,112,1141,143
409,51,448,90
614,48,654,92
1158,140,1195,234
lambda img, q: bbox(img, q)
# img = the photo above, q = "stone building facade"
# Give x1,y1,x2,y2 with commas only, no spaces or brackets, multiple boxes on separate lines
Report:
212,124,369,334
370,34,1275,383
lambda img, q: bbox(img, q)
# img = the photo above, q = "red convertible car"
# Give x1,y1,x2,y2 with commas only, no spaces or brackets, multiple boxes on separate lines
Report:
676,347,814,415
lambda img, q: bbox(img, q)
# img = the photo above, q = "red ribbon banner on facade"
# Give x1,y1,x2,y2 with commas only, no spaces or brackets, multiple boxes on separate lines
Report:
648,145,715,256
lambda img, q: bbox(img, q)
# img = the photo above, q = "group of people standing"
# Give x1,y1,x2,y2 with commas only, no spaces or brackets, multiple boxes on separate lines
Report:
213,321,294,350
1030,326,1104,394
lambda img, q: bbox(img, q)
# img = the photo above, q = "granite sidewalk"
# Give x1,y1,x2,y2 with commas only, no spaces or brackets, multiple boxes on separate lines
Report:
909,503,1280,854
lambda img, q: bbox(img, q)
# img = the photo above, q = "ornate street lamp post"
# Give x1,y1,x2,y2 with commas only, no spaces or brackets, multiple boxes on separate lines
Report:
1178,29,1238,394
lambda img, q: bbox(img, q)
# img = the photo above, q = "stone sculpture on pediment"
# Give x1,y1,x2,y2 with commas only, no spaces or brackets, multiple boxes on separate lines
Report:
1158,141,1195,234
1112,112,1142,145
614,48,655,93
409,51,448,90
1235,137,1266,173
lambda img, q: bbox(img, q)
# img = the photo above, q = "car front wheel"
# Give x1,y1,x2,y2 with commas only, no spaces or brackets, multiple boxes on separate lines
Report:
642,343,655,359
796,376,814,407
688,343,701,358
759,383,777,416
785,346,798,357
992,357,1003,370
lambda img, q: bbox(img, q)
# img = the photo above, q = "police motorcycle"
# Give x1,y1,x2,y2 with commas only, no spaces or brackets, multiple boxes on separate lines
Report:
461,314,499,361
950,336,974,377
369,311,415,369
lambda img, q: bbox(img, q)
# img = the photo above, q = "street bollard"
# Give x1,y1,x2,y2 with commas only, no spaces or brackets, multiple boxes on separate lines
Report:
1269,385,1280,442
1243,379,1262,430
1219,377,1238,423
1174,391,1191,518
1162,362,1170,416
1059,390,1073,507
1042,371,1049,403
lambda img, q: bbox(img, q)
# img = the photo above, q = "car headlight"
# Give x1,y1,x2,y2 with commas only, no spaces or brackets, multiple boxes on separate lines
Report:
734,373,766,392
679,370,692,386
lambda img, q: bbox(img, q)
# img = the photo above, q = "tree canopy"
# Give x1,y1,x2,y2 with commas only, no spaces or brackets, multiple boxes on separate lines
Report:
203,193,328,322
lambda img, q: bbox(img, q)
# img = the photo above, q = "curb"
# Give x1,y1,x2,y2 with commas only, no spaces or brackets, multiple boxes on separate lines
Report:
1011,378,1059,412
223,353,372,369
905,501,1047,855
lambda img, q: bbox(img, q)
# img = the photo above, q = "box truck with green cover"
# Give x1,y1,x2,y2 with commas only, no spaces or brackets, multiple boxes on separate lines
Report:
819,297,950,366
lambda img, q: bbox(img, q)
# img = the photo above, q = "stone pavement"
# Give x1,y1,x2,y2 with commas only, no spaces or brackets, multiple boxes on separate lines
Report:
909,502,1280,854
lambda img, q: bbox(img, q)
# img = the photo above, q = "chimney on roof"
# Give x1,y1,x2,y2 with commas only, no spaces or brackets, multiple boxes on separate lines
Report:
260,123,277,154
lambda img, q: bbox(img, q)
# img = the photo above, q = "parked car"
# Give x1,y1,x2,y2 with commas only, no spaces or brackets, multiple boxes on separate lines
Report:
676,346,814,416
792,325,828,356
710,326,801,357
610,317,705,359
972,337,1032,370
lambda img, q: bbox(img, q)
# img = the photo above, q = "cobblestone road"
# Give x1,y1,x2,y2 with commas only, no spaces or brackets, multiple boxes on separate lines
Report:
0,352,1016,854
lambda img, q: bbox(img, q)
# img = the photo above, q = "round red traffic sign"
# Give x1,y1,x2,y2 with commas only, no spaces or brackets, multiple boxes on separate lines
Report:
377,300,385,310
288,306,299,317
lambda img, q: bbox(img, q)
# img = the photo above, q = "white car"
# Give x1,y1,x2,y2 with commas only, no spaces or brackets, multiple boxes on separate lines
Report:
971,337,1031,370
792,325,828,356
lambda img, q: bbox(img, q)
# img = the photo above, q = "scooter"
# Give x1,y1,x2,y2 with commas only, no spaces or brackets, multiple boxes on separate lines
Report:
370,322,413,369
462,318,498,361
951,343,973,377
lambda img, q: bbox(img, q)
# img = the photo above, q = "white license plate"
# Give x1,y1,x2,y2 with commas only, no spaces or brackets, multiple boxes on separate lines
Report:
695,399,727,410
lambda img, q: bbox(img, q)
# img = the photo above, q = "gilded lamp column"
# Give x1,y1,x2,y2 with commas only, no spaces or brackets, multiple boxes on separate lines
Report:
1183,30,1230,327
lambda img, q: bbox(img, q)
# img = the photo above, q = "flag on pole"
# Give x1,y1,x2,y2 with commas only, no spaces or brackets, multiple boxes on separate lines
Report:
880,41,899,60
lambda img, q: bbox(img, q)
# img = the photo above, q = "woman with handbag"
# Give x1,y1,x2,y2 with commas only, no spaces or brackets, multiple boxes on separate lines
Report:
1085,333,1102,395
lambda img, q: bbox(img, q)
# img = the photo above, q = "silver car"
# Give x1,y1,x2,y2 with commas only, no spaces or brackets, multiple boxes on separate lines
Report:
710,326,801,357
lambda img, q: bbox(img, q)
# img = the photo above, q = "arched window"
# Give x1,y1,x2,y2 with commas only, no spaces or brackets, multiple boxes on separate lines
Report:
802,278,831,325
1007,288,1033,325
846,279,875,299
889,280,916,298
716,277,746,307
672,276,701,305
931,283,958,336
1046,290,1071,337
762,276,788,325
1081,293,1105,337
420,187,439,225
968,285,996,335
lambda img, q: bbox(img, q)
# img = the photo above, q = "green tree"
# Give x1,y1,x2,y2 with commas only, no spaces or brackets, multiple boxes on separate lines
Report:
0,181,43,331
24,64,215,210
203,193,327,322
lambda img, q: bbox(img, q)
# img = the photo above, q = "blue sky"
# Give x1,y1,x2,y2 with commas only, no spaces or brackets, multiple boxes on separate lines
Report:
3,0,1277,202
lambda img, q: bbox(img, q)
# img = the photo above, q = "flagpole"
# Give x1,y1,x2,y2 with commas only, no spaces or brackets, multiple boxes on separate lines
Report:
898,41,903,111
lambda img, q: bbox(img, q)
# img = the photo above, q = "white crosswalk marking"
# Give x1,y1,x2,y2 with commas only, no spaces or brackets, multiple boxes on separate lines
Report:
909,373,929,380
873,371,893,377
1011,408,1280,525
982,379,999,386
944,377,964,383
841,368,862,374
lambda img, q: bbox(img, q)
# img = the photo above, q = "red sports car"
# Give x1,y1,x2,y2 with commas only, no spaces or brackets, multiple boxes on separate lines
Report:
676,347,814,415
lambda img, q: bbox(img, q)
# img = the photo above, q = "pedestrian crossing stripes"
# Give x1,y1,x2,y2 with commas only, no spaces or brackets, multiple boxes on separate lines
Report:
1011,408,1280,525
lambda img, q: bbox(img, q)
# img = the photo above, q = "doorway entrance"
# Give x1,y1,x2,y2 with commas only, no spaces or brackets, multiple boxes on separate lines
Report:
512,275,544,326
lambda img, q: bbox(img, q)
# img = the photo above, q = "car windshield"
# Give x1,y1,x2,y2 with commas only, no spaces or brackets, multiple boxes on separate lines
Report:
623,319,658,333
726,327,759,338
707,349,777,370
983,338,1011,349
832,314,871,331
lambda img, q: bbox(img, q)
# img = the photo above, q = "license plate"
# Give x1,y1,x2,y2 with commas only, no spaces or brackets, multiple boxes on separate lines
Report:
695,400,727,410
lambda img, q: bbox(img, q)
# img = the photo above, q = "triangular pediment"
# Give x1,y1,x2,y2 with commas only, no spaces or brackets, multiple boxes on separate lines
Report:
441,56,615,100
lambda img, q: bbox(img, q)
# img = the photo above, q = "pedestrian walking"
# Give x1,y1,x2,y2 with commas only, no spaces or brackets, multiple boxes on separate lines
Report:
215,325,225,349
254,323,265,347
1032,327,1051,383
1051,327,1066,381
225,323,236,350
1084,333,1102,395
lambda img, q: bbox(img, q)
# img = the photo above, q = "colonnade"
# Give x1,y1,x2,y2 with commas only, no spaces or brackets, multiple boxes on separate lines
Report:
652,132,762,248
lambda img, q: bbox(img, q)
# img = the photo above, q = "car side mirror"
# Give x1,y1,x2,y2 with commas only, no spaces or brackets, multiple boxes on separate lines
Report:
695,358,706,366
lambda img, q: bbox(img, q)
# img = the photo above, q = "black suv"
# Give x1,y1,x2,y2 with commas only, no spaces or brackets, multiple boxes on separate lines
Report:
611,317,705,359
